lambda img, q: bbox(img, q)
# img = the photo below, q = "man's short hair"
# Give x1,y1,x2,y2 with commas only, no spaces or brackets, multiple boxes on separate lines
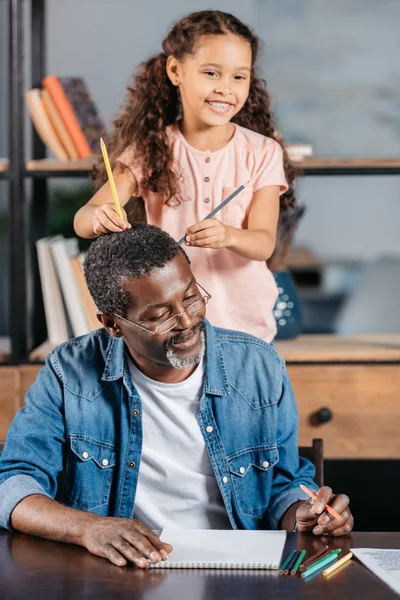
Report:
84,223,188,316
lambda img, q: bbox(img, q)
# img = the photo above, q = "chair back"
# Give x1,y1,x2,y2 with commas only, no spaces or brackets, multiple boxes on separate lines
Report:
299,438,324,488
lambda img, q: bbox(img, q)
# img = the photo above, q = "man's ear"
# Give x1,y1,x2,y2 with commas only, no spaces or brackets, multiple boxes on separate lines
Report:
97,313,123,338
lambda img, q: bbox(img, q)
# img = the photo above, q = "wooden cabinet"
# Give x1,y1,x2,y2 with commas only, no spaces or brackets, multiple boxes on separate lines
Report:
1,334,400,458
276,334,400,459
0,365,42,439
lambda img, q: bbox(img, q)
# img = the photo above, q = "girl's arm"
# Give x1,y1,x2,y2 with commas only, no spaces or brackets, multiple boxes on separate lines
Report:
73,168,137,239
185,185,280,261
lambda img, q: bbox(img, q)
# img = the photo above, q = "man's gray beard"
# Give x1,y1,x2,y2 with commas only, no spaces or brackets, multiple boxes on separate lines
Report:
165,330,206,369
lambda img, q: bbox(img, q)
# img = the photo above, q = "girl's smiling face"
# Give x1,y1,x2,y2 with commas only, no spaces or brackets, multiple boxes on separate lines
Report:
167,34,252,129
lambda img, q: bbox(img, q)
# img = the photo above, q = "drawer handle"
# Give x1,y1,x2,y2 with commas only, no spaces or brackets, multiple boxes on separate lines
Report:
315,407,333,424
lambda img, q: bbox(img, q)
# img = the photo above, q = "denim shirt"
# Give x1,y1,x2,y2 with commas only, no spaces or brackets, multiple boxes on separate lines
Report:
0,320,316,531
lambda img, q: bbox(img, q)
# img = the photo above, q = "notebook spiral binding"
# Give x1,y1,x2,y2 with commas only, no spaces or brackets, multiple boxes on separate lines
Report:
149,562,276,569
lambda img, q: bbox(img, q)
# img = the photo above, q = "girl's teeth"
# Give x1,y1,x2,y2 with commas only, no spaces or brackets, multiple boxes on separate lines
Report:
208,102,231,111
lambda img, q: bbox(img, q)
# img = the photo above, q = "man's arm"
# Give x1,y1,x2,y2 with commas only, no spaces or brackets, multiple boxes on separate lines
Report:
270,369,353,536
11,495,172,568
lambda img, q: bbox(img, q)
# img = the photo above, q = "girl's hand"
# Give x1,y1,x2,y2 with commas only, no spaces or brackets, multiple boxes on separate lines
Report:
93,202,131,235
185,219,234,249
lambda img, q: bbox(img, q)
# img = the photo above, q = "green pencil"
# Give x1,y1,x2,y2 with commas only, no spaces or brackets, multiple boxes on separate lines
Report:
279,550,295,574
291,549,307,575
301,550,340,579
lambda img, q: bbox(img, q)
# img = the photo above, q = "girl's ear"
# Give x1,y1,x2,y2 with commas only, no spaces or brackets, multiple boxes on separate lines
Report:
166,55,181,86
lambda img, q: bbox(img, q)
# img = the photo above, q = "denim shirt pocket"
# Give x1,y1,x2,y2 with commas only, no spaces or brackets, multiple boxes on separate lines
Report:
228,446,279,518
64,436,117,511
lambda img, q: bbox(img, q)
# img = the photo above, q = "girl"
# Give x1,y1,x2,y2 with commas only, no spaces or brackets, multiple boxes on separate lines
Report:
74,10,296,342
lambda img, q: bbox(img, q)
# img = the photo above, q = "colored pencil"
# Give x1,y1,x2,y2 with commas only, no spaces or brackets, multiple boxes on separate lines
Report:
177,180,250,246
322,551,353,576
279,550,295,575
301,550,341,579
291,549,307,575
300,545,329,571
283,550,300,575
300,484,344,522
100,137,123,219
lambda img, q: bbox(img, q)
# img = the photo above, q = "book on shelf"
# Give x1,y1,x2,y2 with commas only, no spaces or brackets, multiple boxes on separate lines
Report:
30,236,100,361
42,75,106,158
41,88,79,159
286,143,313,161
25,89,69,160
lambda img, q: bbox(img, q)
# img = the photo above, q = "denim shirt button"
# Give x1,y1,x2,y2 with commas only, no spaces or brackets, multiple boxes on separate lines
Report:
102,459,109,466
262,461,270,468
128,461,136,468
82,452,89,459
206,426,214,433
133,409,140,416
239,466,245,474
222,476,228,484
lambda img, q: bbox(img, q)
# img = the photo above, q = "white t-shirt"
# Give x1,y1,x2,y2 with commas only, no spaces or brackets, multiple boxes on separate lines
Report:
128,358,231,530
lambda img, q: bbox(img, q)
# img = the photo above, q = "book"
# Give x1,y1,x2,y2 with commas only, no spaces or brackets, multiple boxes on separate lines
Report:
41,89,79,159
50,237,91,337
36,236,71,343
30,236,72,362
70,254,100,331
286,143,313,161
149,529,287,569
42,75,106,158
25,89,69,160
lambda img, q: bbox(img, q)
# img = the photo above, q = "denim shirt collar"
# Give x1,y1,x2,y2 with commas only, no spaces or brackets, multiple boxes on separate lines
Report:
101,336,125,381
100,319,229,396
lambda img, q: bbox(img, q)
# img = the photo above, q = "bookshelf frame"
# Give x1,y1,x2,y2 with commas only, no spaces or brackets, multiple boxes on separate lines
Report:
4,0,400,364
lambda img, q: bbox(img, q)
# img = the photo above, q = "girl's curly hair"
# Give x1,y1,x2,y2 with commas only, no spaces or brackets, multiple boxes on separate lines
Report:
93,10,296,214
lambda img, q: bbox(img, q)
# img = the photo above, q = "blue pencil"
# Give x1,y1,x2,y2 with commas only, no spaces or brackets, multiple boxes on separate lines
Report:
177,180,250,246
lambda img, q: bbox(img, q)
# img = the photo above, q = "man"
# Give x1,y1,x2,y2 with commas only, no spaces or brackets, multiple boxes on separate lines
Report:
0,224,353,568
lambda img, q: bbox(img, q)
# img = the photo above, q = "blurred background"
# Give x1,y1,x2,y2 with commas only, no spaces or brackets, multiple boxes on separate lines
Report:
1,0,400,346
1,0,400,531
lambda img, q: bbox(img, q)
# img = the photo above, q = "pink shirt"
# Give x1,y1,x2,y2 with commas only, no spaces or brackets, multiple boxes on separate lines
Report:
119,123,288,342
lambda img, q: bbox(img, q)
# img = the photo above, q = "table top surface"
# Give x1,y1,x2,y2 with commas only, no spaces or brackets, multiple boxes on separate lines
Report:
0,531,399,600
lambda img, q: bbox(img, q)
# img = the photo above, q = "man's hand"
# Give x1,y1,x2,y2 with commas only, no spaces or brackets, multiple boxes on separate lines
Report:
296,486,354,537
185,219,235,249
82,517,173,568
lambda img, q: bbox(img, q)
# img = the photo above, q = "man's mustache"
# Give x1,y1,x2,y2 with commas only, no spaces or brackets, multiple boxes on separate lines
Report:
164,320,205,348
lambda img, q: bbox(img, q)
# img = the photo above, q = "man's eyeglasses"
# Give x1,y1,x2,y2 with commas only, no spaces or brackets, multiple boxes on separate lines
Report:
114,282,211,335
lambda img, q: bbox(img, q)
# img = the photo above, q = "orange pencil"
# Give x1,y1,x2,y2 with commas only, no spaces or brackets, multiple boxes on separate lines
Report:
300,484,344,522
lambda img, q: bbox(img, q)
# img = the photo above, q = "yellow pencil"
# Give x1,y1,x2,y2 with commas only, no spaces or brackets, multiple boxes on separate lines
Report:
100,137,123,219
322,551,353,576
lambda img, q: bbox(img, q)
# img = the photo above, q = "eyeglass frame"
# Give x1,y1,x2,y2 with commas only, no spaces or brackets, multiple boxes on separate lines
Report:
114,282,211,335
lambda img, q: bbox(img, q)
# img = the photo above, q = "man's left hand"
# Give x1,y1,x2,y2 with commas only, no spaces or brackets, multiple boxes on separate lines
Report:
296,486,354,536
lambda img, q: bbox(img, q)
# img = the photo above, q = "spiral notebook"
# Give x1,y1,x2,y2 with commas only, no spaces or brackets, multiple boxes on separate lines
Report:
149,529,287,569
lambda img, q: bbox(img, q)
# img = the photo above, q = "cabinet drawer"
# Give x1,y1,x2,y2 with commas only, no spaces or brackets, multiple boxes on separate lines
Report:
0,368,18,440
287,364,400,458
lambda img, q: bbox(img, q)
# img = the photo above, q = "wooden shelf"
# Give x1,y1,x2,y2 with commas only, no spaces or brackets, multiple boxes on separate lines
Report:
25,157,95,171
297,157,400,175
275,333,400,363
2,157,400,180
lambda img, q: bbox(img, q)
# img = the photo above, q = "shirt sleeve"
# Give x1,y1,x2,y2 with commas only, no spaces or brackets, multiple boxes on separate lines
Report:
0,354,65,530
252,139,288,196
266,369,318,529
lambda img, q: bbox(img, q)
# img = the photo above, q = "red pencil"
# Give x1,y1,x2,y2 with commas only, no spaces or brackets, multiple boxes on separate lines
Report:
300,484,344,522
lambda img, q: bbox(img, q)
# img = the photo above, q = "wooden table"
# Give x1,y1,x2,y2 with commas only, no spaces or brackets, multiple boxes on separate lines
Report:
0,531,398,599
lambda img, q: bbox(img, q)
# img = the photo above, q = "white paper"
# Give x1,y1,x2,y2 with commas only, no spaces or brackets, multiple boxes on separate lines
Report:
352,548,400,595
151,529,287,569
